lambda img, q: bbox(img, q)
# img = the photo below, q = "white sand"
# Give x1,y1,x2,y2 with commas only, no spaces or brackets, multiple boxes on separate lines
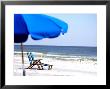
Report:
14,55,97,77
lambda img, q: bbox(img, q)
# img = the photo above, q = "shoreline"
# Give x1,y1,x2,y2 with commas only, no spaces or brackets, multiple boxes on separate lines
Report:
14,51,97,61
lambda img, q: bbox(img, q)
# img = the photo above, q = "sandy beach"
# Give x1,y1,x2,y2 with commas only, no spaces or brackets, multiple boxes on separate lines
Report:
14,52,97,77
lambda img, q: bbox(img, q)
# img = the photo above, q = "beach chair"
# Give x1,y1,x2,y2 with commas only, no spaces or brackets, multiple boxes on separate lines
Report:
27,52,53,70
27,61,53,70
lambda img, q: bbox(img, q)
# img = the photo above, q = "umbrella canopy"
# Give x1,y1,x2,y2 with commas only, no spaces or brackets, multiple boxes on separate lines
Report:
14,14,68,43
14,14,68,76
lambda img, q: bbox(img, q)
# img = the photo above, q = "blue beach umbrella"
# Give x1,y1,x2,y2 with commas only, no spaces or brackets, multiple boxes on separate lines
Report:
14,14,68,76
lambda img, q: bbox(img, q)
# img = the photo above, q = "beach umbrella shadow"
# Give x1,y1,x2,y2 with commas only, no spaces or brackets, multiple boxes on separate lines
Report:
14,14,68,76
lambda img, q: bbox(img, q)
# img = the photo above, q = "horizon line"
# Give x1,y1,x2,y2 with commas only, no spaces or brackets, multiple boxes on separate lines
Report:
14,44,97,47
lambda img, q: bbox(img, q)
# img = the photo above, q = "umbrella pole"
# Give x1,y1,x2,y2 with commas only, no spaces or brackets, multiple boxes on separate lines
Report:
21,43,26,76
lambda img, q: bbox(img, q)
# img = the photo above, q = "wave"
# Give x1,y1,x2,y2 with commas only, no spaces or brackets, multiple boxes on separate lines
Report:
14,51,97,61
45,54,97,61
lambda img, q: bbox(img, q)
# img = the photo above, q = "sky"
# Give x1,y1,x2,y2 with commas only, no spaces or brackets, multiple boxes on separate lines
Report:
15,14,97,47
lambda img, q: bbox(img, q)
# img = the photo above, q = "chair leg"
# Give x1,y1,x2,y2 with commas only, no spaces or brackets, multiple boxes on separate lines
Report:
48,65,53,70
41,65,43,70
37,65,40,70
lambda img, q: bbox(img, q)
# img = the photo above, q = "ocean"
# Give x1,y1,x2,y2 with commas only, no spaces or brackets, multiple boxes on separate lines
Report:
14,45,97,61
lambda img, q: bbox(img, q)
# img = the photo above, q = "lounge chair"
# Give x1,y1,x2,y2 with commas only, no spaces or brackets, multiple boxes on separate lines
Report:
27,52,53,70
27,60,53,70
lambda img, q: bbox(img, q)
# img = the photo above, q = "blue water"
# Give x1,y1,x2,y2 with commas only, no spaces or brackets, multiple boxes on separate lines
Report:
14,45,97,60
